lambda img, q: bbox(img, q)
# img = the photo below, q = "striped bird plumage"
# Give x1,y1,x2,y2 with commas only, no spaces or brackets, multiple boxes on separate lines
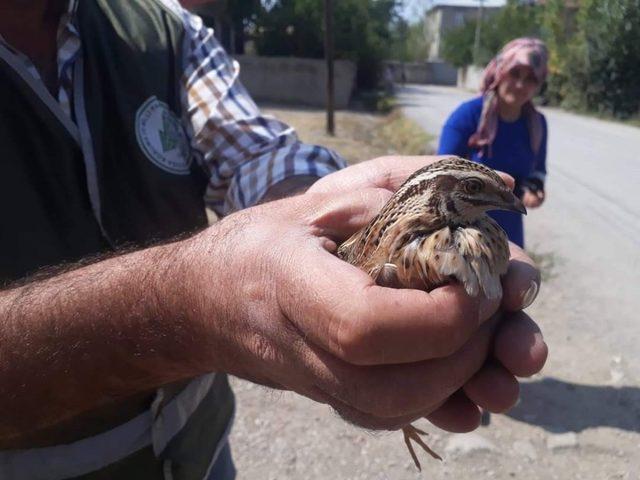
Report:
337,156,526,469
339,157,523,300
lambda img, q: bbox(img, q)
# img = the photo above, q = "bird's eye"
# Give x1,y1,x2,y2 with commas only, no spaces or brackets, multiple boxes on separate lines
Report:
464,179,484,194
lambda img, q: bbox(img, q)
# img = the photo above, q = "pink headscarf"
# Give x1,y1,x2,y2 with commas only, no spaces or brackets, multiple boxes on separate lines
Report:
468,37,549,157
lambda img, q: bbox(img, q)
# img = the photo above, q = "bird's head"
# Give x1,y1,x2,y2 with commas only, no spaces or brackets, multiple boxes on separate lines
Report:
398,157,526,224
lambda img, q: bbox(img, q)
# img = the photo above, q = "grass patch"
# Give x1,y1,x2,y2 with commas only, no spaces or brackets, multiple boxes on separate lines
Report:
351,89,395,114
261,105,432,165
371,109,431,157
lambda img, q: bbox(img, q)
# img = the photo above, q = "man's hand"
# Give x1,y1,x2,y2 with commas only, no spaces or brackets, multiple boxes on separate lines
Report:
311,156,547,431
186,155,547,432
260,175,319,203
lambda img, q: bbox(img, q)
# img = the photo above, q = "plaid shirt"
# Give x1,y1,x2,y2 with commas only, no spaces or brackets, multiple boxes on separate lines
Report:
0,0,345,216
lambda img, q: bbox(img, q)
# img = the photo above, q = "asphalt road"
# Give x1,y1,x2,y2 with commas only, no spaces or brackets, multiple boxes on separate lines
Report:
398,84,640,378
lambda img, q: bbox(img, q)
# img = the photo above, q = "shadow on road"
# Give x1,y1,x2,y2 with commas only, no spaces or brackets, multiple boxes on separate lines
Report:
506,377,640,433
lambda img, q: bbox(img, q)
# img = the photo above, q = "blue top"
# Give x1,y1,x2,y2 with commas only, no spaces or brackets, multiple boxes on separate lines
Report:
437,96,547,247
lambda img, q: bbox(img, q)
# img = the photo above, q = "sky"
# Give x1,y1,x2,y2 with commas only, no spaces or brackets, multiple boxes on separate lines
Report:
399,0,507,22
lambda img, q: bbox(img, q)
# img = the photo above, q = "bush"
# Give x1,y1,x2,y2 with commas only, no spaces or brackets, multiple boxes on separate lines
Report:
442,0,541,68
441,20,476,68
442,0,640,120
562,0,640,117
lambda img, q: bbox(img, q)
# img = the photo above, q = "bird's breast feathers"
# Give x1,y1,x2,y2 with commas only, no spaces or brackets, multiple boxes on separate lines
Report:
340,217,509,300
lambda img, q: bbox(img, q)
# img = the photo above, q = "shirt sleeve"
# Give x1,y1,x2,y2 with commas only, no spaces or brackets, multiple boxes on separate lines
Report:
529,114,547,188
437,101,478,159
178,12,346,216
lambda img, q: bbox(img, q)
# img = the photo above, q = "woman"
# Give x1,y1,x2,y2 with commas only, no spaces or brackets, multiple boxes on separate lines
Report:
438,38,549,248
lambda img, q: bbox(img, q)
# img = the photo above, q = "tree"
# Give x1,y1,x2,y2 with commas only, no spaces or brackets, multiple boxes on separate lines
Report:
227,0,262,54
536,0,574,105
253,0,401,88
441,19,476,68
389,18,430,62
563,0,640,117
479,0,540,63
441,0,541,68
440,0,640,119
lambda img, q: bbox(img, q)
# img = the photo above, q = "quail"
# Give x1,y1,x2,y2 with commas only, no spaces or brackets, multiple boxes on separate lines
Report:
337,156,526,469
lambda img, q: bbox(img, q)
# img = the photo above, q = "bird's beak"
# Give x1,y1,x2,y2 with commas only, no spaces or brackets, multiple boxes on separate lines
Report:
496,190,527,215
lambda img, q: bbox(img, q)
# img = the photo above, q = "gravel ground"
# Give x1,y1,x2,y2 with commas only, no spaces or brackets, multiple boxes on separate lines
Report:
226,99,640,480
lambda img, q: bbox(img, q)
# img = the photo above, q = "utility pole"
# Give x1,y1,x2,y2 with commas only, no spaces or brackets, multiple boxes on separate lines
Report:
473,0,484,65
324,0,335,136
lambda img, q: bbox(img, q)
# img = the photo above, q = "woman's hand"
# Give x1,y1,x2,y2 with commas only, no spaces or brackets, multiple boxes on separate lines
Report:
522,188,545,208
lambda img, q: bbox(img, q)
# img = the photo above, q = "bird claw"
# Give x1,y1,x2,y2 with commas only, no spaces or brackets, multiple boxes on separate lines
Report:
402,424,442,471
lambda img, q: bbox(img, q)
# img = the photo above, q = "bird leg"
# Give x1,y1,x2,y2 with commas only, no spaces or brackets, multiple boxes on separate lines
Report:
402,424,442,471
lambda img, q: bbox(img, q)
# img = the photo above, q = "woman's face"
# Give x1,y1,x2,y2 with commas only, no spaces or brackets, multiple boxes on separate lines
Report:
497,65,539,109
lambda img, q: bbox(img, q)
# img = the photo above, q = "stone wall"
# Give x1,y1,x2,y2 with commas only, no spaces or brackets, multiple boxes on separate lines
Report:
235,55,356,108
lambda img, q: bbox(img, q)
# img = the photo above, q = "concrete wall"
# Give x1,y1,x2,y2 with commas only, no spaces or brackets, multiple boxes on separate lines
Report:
235,55,356,108
426,61,458,85
384,61,457,86
457,65,484,91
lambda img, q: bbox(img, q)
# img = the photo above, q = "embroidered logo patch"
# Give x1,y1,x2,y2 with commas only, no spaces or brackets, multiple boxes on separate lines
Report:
136,96,191,175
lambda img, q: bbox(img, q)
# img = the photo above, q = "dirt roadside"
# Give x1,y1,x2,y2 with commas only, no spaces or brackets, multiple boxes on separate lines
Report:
261,105,431,161
227,106,640,480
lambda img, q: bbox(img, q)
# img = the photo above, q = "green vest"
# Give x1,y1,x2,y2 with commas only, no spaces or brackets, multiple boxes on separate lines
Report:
0,0,233,478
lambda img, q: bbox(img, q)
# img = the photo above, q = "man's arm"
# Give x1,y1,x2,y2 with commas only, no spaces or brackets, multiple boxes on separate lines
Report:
260,174,319,202
0,239,214,441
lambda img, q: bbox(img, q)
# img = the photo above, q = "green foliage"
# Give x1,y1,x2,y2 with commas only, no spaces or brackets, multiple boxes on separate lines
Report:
441,0,541,68
562,0,640,117
478,0,540,63
388,19,429,62
353,89,395,112
537,0,573,105
441,20,476,67
227,0,261,22
253,0,401,89
441,0,640,120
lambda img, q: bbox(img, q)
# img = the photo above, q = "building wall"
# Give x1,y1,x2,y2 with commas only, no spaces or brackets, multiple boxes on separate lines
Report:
427,61,459,85
425,9,443,60
236,56,357,108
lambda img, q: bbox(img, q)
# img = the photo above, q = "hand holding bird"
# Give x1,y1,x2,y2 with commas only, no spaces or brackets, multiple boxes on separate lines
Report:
207,156,545,472
335,157,531,469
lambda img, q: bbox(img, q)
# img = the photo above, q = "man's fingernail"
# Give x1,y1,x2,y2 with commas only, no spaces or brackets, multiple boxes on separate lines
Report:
521,281,539,310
